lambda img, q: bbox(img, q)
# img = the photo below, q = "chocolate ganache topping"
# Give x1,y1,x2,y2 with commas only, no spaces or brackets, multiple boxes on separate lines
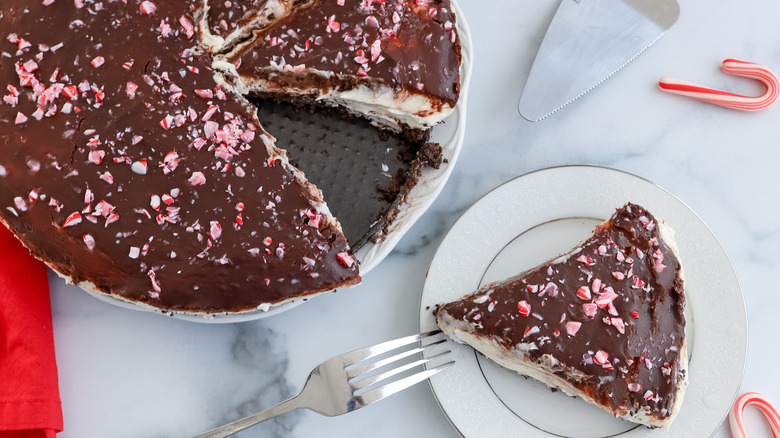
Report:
436,204,687,420
228,0,461,108
0,1,360,313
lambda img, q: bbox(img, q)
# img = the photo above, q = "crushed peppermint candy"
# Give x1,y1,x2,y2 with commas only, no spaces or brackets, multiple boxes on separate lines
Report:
188,171,206,186
140,1,157,14
334,251,353,268
517,300,531,317
83,234,95,251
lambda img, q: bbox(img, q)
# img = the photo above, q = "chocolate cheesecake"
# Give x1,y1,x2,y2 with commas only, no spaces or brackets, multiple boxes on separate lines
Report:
0,0,461,314
435,204,688,428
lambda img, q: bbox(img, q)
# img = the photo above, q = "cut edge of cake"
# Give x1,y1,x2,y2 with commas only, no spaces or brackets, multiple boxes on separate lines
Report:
213,57,457,135
211,73,346,232
435,206,689,429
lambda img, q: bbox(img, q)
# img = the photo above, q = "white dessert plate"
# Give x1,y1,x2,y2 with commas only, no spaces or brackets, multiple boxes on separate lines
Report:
419,166,747,437
81,1,473,323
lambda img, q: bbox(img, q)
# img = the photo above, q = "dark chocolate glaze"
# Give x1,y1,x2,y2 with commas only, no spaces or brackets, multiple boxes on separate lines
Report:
228,0,461,107
0,0,360,313
436,204,687,420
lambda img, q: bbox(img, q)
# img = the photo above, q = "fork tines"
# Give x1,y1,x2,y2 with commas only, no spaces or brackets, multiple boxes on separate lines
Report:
343,330,454,406
190,331,456,437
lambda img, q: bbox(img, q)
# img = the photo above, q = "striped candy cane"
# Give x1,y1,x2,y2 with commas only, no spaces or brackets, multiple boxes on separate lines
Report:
659,59,779,111
729,392,780,438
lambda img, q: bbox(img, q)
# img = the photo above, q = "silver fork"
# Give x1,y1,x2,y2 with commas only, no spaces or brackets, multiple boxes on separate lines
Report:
192,330,454,438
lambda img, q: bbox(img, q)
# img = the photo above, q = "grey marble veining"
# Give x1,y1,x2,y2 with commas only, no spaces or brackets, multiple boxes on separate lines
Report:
220,325,301,438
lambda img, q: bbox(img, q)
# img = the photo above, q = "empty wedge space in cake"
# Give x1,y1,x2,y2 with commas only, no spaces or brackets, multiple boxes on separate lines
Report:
435,203,688,428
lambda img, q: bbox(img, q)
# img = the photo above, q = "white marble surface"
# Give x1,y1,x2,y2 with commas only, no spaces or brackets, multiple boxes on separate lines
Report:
50,0,780,436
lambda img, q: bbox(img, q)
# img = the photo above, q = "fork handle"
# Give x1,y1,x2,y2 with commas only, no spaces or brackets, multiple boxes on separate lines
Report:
192,394,303,438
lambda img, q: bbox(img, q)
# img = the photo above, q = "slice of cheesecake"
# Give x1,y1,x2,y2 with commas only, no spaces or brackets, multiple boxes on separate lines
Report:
218,0,462,135
435,203,688,428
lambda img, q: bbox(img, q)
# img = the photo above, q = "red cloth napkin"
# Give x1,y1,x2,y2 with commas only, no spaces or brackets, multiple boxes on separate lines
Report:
0,225,62,438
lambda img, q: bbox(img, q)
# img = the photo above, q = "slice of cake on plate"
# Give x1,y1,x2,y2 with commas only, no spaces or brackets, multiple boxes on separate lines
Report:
435,203,688,428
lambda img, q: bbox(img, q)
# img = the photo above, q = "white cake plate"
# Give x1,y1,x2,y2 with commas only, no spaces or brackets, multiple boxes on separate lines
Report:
419,166,747,437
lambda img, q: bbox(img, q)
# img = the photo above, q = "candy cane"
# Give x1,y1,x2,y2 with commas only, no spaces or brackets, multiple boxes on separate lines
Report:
729,392,780,438
658,59,779,111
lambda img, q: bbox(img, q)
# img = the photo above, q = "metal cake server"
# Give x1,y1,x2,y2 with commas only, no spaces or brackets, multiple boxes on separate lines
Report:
518,0,680,121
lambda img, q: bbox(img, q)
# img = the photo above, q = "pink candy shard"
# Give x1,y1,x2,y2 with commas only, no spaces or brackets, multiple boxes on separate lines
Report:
139,1,156,14
517,300,531,317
